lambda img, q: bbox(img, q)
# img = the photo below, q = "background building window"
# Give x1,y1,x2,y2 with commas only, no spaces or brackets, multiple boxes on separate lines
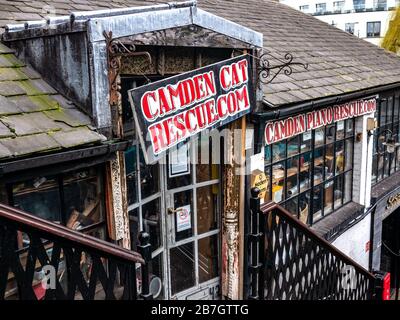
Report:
372,94,400,184
333,1,345,12
374,0,387,10
264,119,355,226
316,3,327,13
353,0,366,11
367,21,381,37
345,22,356,34
299,5,309,12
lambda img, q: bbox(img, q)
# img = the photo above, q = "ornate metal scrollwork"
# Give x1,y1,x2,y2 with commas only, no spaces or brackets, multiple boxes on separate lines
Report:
103,30,152,107
258,52,308,85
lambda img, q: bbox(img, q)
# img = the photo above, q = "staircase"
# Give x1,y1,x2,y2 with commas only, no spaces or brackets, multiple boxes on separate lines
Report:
0,203,152,300
247,188,378,300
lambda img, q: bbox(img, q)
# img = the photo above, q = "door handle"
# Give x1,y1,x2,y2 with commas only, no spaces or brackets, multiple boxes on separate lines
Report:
167,207,182,215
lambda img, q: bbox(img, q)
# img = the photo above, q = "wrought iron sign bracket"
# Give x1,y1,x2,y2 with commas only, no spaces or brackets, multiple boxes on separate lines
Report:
258,52,308,85
103,30,152,107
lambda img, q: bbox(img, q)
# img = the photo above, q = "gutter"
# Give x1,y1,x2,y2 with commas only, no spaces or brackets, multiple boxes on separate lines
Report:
0,140,129,176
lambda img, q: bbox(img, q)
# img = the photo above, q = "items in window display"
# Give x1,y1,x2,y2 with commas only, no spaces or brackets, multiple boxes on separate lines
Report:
264,98,376,145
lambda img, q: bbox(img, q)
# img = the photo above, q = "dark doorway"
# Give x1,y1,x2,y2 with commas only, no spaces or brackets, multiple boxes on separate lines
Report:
381,208,400,300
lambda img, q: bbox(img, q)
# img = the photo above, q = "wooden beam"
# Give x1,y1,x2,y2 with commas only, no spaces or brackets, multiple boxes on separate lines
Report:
119,25,253,49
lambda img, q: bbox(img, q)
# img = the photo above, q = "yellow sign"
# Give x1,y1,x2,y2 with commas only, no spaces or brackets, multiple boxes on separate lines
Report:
251,170,268,201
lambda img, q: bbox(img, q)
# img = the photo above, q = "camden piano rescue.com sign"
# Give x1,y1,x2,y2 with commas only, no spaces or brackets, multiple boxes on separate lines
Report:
264,97,377,145
129,54,254,163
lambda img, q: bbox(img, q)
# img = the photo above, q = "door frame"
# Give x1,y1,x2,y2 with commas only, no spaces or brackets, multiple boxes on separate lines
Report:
162,137,222,300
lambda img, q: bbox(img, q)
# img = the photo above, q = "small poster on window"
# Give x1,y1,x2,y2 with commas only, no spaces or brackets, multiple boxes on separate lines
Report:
176,205,191,232
169,142,190,178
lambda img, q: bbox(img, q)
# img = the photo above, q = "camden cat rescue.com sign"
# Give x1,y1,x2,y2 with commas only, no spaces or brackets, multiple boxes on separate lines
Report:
129,54,254,163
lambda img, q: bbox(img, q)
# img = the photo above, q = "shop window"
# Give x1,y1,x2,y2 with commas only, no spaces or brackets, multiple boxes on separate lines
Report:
265,119,355,225
373,95,400,184
11,167,105,235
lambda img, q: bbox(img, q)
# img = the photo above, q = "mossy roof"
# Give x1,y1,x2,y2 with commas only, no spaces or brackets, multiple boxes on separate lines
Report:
0,43,106,161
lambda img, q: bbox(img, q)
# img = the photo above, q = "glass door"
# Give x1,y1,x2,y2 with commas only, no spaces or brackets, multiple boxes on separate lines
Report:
165,135,221,300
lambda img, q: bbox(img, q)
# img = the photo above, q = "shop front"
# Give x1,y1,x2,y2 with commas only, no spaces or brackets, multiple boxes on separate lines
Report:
123,53,256,299
2,1,264,299
252,97,377,228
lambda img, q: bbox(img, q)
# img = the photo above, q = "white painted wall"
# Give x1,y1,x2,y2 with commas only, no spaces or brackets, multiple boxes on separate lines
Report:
332,213,371,269
280,0,399,45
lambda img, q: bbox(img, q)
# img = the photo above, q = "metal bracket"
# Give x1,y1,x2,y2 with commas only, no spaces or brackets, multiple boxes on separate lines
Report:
258,52,308,85
103,30,152,107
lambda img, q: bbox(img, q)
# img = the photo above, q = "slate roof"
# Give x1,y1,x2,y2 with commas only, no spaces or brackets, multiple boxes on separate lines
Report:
0,43,105,161
2,0,400,109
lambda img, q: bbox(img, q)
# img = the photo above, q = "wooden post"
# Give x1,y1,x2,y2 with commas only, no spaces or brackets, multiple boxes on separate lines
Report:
221,116,246,299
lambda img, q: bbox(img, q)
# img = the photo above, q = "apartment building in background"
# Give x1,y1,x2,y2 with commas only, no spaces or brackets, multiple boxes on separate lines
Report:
280,0,400,45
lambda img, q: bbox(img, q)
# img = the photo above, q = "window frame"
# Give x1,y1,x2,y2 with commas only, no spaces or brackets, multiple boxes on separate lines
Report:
372,94,400,185
264,118,355,226
366,21,381,37
7,165,107,235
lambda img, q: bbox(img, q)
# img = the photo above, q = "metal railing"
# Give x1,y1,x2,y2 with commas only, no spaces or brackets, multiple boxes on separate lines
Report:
248,187,377,300
0,203,153,300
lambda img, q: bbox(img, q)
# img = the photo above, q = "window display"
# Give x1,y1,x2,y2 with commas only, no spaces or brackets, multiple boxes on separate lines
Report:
372,93,400,184
265,118,355,225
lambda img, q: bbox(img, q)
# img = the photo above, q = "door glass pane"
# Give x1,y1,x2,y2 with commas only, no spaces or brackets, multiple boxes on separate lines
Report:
142,198,162,251
13,176,61,223
197,134,220,183
167,146,192,189
140,150,160,199
129,208,139,252
150,253,164,300
170,242,195,295
125,145,138,205
198,235,219,284
197,185,218,234
174,190,194,241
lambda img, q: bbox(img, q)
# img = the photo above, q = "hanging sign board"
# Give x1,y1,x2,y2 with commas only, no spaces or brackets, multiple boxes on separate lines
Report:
128,54,254,163
264,97,377,145
176,205,191,232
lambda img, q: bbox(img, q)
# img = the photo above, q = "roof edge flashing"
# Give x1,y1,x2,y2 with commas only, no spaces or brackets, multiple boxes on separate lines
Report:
3,1,262,48
71,1,197,23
